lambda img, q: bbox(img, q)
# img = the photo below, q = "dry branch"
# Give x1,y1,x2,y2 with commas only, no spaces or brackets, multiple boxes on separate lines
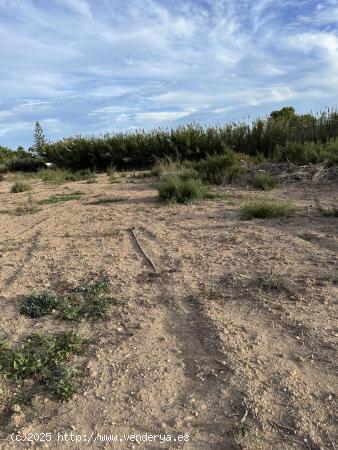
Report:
129,228,157,271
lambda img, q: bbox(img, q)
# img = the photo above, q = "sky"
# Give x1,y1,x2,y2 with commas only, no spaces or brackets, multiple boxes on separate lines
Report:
0,0,338,149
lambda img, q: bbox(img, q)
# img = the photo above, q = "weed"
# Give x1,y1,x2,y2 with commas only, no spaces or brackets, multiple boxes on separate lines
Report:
327,271,338,284
11,180,32,193
235,421,250,438
21,282,119,322
240,200,295,219
158,177,205,204
258,274,283,291
204,192,230,201
194,151,245,185
21,292,59,318
253,173,279,190
13,199,41,215
0,332,83,382
57,295,82,321
37,191,83,205
47,367,78,401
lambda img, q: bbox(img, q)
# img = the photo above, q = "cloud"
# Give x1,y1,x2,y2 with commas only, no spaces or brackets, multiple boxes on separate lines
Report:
0,0,338,147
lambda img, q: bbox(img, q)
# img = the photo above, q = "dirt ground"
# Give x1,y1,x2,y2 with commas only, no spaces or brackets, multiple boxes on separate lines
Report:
0,174,337,449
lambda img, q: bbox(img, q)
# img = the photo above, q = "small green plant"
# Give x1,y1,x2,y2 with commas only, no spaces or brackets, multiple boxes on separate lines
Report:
57,295,83,321
158,177,205,204
327,271,338,284
11,180,32,193
21,282,119,321
21,292,59,318
253,173,279,190
240,200,295,219
0,332,83,382
47,367,78,401
106,165,116,182
258,274,282,291
38,191,84,205
315,200,338,217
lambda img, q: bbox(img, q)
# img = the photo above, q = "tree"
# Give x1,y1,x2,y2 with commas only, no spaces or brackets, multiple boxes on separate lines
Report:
32,121,47,156
269,106,296,121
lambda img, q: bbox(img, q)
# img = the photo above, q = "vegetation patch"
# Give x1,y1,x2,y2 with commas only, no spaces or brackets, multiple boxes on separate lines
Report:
327,271,338,285
21,282,121,321
240,200,295,219
0,332,83,401
5,158,45,172
37,191,84,205
13,203,41,216
158,177,206,204
21,291,59,318
252,173,279,190
11,180,32,193
193,150,245,185
38,169,95,184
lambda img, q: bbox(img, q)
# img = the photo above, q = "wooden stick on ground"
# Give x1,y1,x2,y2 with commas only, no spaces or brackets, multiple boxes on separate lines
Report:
129,228,157,271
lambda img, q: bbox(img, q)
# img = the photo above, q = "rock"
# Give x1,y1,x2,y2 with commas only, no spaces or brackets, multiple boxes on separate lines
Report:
11,404,22,413
10,413,24,427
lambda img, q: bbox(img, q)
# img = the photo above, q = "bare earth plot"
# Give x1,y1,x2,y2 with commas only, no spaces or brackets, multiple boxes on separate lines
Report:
0,174,337,449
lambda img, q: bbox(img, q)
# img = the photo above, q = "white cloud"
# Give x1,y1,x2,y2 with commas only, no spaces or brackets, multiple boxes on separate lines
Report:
1,0,338,147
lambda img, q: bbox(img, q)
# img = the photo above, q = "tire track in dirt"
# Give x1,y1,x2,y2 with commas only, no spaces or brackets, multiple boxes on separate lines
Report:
120,225,239,448
126,221,337,449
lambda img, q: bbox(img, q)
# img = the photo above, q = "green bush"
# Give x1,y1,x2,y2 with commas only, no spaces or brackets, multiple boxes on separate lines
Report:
253,173,279,190
194,151,238,185
178,168,200,181
274,139,338,166
39,168,95,184
158,177,205,203
11,180,32,193
5,158,45,172
240,200,295,219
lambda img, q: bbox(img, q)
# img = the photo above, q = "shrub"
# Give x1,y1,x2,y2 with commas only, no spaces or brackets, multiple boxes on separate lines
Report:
39,168,95,184
178,168,200,181
240,200,295,219
11,180,32,193
274,139,338,166
194,151,238,185
5,158,45,172
158,177,205,204
253,173,279,190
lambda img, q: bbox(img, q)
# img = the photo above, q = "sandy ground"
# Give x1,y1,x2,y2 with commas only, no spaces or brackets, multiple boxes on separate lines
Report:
0,174,337,449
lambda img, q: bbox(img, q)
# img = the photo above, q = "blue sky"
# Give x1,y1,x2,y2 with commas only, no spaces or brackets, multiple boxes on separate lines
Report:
1,0,338,149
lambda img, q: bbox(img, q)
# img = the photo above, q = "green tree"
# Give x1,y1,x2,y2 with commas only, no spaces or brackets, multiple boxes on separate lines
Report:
33,121,47,156
269,106,296,121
